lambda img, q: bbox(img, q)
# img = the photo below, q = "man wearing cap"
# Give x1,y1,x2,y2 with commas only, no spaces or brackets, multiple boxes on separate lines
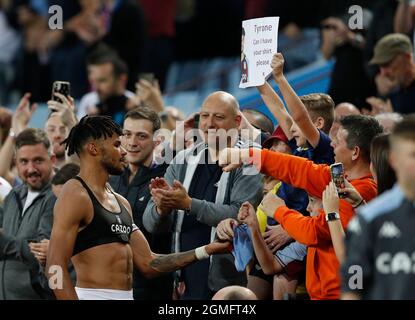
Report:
370,33,415,114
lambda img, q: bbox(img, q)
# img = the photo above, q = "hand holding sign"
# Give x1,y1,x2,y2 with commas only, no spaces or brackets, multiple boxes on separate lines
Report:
271,53,285,81
239,17,279,88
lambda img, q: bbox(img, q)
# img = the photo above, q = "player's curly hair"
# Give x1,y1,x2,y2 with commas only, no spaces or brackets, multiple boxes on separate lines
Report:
62,115,123,156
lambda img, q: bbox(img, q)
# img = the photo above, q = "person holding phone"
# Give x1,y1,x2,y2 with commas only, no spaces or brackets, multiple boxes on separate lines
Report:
322,180,367,265
51,82,71,104
133,77,165,114
77,51,134,122
341,116,415,300
46,91,78,170
322,133,398,266
251,52,336,299
218,114,383,300
322,182,346,264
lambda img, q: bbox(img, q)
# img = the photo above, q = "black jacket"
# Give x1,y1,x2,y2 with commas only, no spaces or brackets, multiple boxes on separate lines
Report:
103,0,146,91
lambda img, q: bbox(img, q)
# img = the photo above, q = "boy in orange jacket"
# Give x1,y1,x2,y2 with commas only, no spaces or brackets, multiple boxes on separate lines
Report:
219,115,383,299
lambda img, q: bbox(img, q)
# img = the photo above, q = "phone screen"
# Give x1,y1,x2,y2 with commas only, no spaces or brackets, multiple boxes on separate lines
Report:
330,163,346,197
159,111,168,122
193,114,200,129
52,81,70,103
138,73,155,83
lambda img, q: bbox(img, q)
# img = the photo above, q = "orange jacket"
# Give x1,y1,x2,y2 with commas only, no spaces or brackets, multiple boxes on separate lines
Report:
256,149,377,300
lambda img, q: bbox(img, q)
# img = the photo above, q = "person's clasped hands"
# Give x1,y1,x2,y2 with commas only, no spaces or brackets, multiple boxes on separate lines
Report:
149,178,192,215
29,239,50,266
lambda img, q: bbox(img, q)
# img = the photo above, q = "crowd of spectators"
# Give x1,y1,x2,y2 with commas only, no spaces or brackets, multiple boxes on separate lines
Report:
0,0,415,301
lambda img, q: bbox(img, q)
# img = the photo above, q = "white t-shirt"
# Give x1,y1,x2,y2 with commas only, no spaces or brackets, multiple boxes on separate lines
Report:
22,190,41,215
0,177,12,202
77,90,135,119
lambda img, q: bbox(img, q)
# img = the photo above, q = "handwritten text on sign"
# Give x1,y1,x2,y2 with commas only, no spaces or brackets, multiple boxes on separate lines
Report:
239,17,279,88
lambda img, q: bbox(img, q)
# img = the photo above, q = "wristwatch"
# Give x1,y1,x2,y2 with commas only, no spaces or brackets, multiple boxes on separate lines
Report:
8,129,17,139
326,212,340,222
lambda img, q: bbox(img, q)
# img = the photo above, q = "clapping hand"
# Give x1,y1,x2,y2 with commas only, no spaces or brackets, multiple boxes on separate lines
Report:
29,239,49,266
12,93,37,135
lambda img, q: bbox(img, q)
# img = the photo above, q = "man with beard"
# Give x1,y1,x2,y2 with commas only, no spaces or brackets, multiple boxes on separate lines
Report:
46,116,230,300
370,33,415,114
0,128,56,299
109,107,173,300
45,91,78,170
45,113,70,170
77,49,134,123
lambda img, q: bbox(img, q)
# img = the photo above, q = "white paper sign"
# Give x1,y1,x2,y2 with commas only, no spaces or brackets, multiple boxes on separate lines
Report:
239,17,279,88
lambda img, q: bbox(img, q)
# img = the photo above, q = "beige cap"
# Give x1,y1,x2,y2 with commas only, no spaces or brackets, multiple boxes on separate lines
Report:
370,33,413,65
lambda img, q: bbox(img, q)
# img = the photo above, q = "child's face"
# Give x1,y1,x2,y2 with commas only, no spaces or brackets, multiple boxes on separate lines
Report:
290,122,307,148
307,196,322,217
263,177,278,196
270,140,292,154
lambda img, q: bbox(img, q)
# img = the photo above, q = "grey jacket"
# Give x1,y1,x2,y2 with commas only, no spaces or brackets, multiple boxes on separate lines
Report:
143,141,263,292
0,183,56,300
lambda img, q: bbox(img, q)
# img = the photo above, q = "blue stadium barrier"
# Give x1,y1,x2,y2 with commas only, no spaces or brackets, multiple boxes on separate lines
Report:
164,57,334,122
238,58,334,125
24,58,334,128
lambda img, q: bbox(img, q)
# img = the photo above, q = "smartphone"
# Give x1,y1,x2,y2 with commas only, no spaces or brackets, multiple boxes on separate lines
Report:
52,81,70,103
159,111,169,122
191,114,201,143
138,73,155,83
193,114,200,129
330,163,346,198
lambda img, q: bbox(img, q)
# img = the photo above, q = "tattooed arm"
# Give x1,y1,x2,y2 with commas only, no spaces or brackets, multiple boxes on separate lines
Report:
130,229,231,278
119,194,231,277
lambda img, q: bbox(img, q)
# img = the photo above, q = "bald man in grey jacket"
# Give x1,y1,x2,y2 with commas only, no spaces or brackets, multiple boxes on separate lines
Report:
143,91,263,299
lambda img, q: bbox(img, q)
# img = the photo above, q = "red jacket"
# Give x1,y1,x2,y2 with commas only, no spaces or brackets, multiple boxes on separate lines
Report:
256,149,377,300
